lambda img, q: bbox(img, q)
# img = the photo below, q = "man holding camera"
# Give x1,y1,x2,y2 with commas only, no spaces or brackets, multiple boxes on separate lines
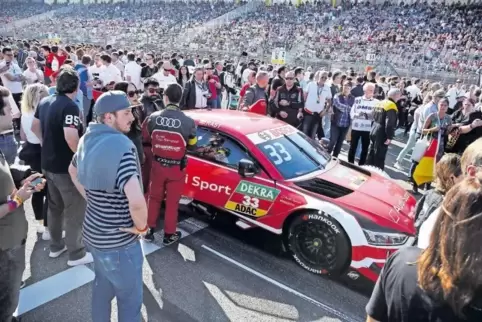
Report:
0,150,45,322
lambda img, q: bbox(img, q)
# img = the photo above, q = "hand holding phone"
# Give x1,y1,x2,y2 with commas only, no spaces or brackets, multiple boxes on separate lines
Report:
29,177,44,188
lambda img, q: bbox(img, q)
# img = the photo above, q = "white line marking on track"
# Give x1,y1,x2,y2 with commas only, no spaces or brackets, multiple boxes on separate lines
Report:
202,245,362,322
15,265,95,316
17,217,209,317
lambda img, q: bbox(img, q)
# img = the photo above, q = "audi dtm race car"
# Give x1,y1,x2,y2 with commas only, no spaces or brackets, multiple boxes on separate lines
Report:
179,110,417,284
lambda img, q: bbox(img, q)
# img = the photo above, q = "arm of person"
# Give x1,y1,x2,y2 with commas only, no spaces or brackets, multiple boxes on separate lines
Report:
123,168,148,231
459,119,482,134
242,87,255,110
63,104,81,153
333,94,350,112
8,94,20,119
141,116,151,145
20,120,27,142
68,155,86,199
385,109,398,141
31,106,43,145
186,121,198,151
421,113,439,135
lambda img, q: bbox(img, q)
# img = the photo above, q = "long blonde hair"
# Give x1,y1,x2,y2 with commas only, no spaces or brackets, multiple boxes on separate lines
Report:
21,83,49,114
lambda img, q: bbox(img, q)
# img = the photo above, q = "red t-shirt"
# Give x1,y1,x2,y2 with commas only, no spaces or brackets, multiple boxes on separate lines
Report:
207,75,219,100
239,83,251,99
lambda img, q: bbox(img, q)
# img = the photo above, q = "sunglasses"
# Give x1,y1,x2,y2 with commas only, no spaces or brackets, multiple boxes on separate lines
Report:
286,77,295,80
148,88,160,94
128,90,139,97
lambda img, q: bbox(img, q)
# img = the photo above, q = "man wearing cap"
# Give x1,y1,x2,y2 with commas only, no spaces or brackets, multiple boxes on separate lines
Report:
367,88,401,170
446,79,464,112
142,83,197,245
68,90,147,322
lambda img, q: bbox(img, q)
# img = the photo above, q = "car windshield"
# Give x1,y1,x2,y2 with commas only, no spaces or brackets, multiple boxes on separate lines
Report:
257,132,331,179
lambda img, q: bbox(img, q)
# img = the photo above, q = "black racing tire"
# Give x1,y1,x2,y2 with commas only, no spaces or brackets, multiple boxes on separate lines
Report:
287,211,351,276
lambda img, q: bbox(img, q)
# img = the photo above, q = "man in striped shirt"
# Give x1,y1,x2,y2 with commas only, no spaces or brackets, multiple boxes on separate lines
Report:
69,91,147,322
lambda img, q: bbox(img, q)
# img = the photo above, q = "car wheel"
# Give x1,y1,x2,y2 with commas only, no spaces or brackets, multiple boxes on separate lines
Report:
287,211,351,276
360,165,390,179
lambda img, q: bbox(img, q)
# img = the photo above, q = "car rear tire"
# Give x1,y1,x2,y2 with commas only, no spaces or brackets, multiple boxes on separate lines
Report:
286,211,351,276
360,165,390,179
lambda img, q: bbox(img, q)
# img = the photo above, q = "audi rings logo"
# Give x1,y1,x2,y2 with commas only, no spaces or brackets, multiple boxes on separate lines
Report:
155,117,181,128
258,131,271,141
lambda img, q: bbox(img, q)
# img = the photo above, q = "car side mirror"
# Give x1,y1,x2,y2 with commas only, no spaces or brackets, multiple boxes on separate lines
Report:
238,159,257,178
319,138,330,150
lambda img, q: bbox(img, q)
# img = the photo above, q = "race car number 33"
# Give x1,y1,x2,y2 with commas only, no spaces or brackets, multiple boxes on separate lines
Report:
224,181,280,217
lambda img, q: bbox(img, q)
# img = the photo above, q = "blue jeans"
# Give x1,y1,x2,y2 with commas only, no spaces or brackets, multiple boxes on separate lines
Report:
0,133,17,165
396,131,417,163
322,114,331,140
208,98,219,109
87,241,144,322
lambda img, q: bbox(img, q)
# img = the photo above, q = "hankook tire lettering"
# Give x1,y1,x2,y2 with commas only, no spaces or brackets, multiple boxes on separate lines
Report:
155,117,181,128
308,214,341,234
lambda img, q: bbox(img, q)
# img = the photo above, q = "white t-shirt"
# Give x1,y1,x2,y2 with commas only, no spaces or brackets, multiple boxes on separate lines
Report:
417,206,440,249
0,61,23,94
153,71,177,90
124,61,142,90
447,87,464,109
406,84,421,102
23,69,44,84
21,112,41,144
304,82,332,113
99,64,122,85
350,96,379,132
89,64,105,79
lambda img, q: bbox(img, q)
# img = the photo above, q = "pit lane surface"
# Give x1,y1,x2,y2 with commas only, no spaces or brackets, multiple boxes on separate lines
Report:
17,130,413,322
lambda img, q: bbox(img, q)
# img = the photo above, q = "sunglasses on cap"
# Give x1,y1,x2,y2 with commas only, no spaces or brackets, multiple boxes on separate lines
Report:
127,90,140,97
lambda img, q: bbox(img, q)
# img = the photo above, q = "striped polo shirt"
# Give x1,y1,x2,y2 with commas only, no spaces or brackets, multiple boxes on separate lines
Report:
73,151,139,249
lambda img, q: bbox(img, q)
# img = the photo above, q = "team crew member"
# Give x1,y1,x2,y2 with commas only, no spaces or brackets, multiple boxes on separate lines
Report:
142,84,197,245
367,88,400,170
242,71,269,115
31,67,92,266
69,91,147,322
272,71,304,127
348,83,379,165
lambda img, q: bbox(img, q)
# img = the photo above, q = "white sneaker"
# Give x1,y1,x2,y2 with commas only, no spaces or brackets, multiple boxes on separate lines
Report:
42,229,51,241
394,162,404,170
49,246,67,258
37,226,46,234
67,252,93,267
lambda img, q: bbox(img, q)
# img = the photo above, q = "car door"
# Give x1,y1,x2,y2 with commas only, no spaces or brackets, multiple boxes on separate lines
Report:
185,127,280,219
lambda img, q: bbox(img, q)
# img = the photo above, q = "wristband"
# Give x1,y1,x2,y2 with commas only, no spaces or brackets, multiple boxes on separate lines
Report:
136,225,148,234
6,195,21,212
13,195,24,205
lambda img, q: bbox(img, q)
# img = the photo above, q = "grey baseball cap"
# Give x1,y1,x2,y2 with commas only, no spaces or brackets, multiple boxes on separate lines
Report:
93,90,131,115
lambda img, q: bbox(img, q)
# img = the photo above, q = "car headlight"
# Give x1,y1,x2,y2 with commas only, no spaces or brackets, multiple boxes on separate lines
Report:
363,229,409,246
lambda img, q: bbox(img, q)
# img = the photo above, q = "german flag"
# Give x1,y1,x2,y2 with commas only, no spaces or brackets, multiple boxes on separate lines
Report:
413,138,438,186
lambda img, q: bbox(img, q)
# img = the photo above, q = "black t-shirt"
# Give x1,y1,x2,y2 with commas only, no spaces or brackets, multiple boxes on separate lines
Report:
35,95,83,173
366,247,482,322
141,65,158,79
447,110,482,154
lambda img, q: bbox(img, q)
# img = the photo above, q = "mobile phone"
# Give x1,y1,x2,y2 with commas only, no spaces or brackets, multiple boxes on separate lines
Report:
29,177,44,188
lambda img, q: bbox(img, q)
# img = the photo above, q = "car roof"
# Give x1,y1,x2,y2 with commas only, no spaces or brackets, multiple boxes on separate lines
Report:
184,110,288,136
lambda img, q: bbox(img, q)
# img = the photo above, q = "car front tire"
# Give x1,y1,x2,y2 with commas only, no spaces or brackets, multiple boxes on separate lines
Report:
287,211,351,276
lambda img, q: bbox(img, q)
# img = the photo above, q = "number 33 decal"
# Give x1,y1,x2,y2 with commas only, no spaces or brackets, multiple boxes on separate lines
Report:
263,142,292,165
242,196,259,208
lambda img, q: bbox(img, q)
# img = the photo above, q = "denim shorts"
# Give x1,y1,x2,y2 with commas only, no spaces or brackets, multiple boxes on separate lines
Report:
0,133,18,165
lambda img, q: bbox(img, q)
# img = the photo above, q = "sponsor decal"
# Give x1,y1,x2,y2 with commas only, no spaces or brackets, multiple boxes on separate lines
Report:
347,271,360,280
293,254,329,275
258,131,272,141
394,192,410,214
303,213,341,234
155,117,181,128
224,180,280,217
199,120,221,128
187,175,232,195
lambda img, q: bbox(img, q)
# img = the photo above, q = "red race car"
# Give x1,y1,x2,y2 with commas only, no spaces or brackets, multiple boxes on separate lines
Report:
181,110,416,283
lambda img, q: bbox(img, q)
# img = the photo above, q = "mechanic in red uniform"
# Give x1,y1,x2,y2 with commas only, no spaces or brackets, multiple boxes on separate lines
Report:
141,83,197,245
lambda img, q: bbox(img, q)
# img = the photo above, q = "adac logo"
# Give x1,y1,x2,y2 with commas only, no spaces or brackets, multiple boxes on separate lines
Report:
258,131,272,141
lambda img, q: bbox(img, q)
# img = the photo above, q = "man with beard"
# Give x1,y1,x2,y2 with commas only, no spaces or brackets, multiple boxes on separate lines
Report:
367,88,401,170
142,84,197,245
272,71,304,127
242,71,269,115
139,78,163,192
68,91,147,322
